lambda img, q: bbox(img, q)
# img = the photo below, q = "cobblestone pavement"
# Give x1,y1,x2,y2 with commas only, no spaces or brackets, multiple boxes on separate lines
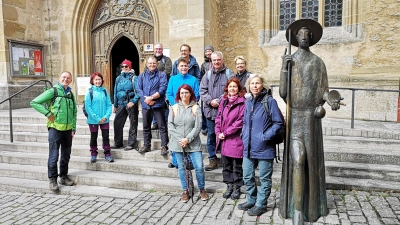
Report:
1,188,400,225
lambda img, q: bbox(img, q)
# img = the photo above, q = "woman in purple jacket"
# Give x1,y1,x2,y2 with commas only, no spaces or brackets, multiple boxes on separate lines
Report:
215,77,246,200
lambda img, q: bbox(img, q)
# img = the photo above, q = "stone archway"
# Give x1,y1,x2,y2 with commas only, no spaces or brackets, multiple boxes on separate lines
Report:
91,0,156,93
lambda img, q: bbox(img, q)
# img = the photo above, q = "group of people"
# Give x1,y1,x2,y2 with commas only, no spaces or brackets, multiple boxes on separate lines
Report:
30,42,285,216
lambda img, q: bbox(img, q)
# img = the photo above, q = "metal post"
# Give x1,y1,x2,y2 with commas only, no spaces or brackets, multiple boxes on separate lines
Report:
351,89,355,129
9,99,13,143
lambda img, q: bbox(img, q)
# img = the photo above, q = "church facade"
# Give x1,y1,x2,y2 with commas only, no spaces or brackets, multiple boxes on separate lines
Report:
0,0,399,121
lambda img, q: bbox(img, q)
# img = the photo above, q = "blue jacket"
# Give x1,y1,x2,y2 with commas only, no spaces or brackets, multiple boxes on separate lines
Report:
137,68,168,110
241,89,284,159
85,85,112,125
113,71,139,108
171,55,201,82
166,72,200,106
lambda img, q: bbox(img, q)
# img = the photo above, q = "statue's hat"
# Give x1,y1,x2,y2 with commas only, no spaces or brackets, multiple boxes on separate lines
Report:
286,19,323,47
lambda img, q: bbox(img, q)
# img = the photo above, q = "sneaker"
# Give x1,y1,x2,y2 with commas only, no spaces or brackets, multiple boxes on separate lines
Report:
151,123,159,130
167,163,175,168
238,202,255,211
200,189,208,201
90,155,97,163
124,142,138,151
49,178,59,191
138,146,151,154
247,206,268,216
160,146,168,156
105,156,114,162
59,175,74,186
111,145,123,149
181,190,189,203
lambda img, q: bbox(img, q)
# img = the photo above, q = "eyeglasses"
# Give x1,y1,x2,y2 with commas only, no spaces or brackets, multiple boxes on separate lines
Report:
180,92,190,95
180,50,189,53
121,65,129,68
236,63,245,65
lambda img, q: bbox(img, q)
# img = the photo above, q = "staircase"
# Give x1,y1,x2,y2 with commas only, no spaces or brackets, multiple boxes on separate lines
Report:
0,107,399,196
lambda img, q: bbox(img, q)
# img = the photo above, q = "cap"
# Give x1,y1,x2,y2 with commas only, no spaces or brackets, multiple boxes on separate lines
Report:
121,59,132,69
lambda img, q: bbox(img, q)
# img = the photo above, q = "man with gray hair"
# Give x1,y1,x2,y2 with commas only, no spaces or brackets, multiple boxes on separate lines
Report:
200,51,234,171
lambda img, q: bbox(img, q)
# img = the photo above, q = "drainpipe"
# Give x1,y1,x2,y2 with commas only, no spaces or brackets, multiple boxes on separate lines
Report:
398,78,400,122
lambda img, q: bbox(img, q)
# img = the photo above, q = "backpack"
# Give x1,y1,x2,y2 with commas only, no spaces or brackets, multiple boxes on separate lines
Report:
207,68,231,81
43,87,75,111
261,94,286,162
82,87,107,117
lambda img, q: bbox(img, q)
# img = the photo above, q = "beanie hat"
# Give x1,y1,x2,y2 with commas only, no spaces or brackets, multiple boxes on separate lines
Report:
204,45,214,52
121,59,132,69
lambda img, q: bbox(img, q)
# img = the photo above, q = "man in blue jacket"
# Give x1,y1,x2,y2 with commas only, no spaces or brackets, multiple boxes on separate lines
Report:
137,56,169,155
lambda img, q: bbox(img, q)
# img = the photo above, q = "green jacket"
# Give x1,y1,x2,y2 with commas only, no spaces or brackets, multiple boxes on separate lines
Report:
30,83,77,131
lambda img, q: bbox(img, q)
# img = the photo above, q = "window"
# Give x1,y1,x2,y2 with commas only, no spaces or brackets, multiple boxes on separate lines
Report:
279,0,343,30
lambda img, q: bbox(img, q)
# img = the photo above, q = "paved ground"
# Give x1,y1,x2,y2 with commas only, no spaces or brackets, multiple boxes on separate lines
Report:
1,188,400,225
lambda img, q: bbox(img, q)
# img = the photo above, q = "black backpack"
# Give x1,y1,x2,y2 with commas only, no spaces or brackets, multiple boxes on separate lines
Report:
261,94,286,162
83,87,107,117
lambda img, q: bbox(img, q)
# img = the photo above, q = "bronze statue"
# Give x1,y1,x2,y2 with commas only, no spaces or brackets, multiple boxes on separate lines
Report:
279,19,343,225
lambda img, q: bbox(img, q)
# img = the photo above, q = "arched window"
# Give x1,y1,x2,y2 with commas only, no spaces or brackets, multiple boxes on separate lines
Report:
279,0,343,30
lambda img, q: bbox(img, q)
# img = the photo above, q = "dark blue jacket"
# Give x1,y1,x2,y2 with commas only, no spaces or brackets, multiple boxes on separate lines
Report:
241,89,284,159
137,68,168,110
171,55,201,82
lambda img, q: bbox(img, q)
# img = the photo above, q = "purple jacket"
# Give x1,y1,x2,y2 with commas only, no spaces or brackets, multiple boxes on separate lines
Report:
215,96,246,158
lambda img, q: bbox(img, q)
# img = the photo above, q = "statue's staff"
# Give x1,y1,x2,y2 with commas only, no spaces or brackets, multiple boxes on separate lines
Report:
282,29,292,216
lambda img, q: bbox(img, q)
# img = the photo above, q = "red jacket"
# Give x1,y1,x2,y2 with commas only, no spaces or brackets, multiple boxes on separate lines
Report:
215,96,246,158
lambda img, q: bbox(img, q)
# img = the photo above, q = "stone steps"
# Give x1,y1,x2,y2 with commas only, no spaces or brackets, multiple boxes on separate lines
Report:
1,107,400,194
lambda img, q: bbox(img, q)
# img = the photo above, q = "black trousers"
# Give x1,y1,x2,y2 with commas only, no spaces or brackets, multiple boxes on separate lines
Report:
222,155,244,186
142,107,168,148
113,104,138,147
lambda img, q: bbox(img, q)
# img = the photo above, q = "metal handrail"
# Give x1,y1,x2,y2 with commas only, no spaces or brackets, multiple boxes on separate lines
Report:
270,85,400,129
0,80,53,142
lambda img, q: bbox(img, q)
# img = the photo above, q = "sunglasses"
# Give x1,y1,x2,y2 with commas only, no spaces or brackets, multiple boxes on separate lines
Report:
121,65,129,68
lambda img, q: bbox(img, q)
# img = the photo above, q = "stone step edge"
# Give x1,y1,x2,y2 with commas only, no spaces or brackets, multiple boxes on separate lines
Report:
1,123,399,140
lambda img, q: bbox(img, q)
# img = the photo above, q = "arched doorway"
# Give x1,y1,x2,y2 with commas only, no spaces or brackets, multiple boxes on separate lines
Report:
91,0,155,97
110,36,139,97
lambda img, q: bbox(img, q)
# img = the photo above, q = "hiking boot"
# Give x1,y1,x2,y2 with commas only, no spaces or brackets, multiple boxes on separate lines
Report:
90,155,97,163
160,146,168,156
49,178,59,191
105,156,114,162
59,175,74,186
247,206,268,216
230,185,241,200
124,142,138,151
238,202,255,211
168,163,175,168
222,184,233,199
110,145,123,149
205,158,218,171
138,146,151,154
181,190,189,203
151,123,159,130
200,189,208,201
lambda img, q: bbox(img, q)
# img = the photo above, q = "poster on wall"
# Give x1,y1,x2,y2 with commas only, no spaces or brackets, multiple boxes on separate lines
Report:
8,40,45,77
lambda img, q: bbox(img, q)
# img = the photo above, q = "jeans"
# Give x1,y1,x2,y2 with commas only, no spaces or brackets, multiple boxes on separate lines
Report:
201,108,207,131
206,118,216,159
142,107,168,147
48,128,72,178
175,151,205,190
243,157,273,208
152,108,169,125
89,123,111,157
